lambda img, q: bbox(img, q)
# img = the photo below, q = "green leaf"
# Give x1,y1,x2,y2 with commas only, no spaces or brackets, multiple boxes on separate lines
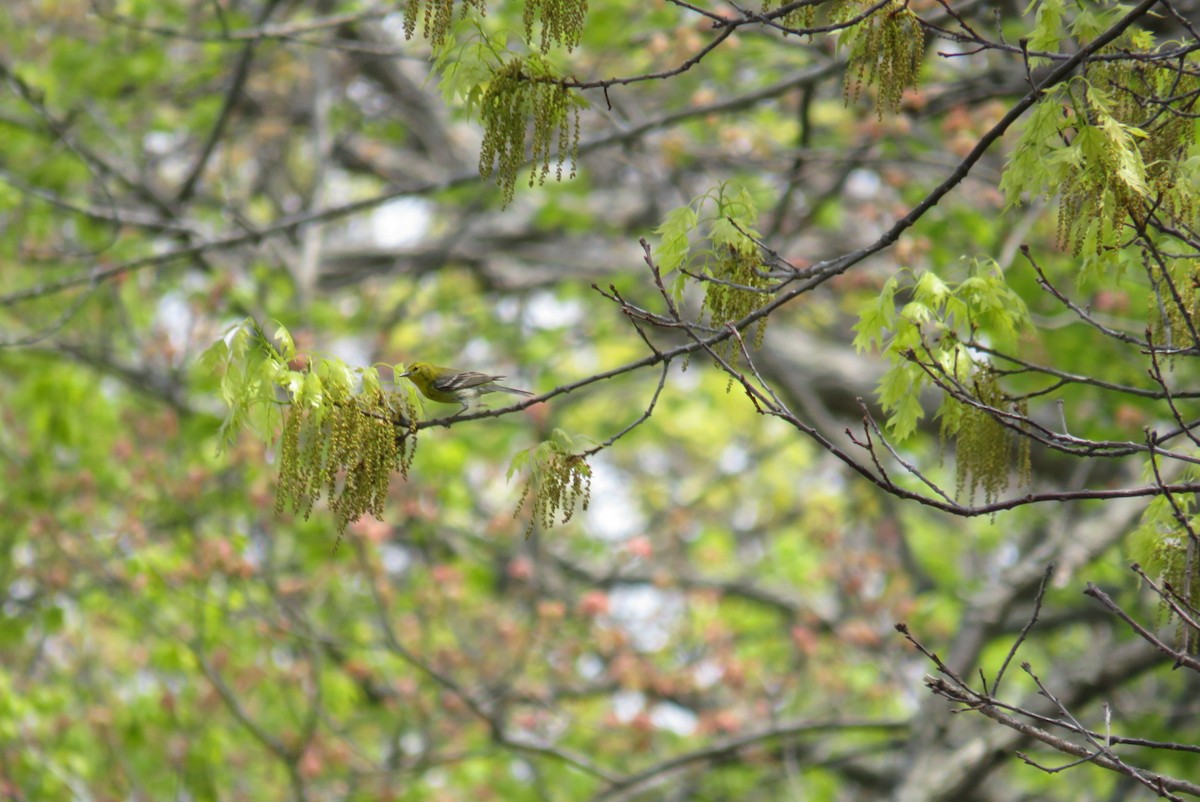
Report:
299,371,325,409
879,361,926,441
913,271,950,305
361,366,382,396
1000,94,1068,205
269,319,295,361
318,358,355,400
507,447,531,480
852,276,899,352
1027,0,1065,62
655,205,698,273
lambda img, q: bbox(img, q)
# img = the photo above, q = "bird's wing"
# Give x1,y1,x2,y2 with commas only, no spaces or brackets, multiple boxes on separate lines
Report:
433,371,504,392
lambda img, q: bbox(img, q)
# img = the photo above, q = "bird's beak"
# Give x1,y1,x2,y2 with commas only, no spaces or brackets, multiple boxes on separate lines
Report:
397,370,412,379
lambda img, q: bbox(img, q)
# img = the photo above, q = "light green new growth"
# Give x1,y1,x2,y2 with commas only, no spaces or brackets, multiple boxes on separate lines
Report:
204,320,419,541
510,431,593,538
995,17,1200,637
276,389,418,539
478,55,583,207
838,0,924,117
854,264,1032,443
760,0,815,30
942,368,1031,506
655,184,771,375
403,0,487,46
1131,489,1200,653
700,190,771,360
853,265,1033,504
1054,80,1151,256
1001,34,1199,259
524,0,589,52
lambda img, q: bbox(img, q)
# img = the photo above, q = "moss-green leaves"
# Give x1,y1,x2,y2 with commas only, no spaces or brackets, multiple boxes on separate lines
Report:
855,264,1033,502
402,0,487,46
276,388,417,539
1131,488,1200,653
510,430,593,537
838,0,924,117
204,320,418,540
655,184,772,369
942,368,1031,507
1002,41,1199,260
523,0,589,53
478,54,583,208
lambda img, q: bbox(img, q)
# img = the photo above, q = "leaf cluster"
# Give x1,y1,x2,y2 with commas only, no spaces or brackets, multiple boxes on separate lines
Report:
1002,44,1199,259
523,0,589,53
276,388,416,540
656,184,771,367
838,0,924,118
403,0,487,46
203,321,418,540
510,429,593,537
854,263,1032,443
478,54,583,208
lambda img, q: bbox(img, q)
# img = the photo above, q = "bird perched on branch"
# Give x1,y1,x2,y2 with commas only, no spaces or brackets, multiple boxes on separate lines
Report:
399,361,533,415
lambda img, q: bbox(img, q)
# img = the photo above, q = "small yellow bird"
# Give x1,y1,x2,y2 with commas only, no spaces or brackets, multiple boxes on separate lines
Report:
399,361,533,415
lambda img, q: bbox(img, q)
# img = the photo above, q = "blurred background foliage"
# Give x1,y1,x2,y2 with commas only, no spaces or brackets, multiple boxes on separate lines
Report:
1,1,1199,801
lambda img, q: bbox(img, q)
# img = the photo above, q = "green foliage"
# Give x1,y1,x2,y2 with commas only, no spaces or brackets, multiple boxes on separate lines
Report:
509,429,593,537
203,320,418,539
403,0,487,45
1002,41,1200,260
1025,0,1066,63
276,387,417,540
761,0,815,30
837,0,924,117
431,21,505,111
201,319,292,448
524,0,589,52
478,54,584,207
701,193,770,353
854,263,1032,442
653,204,699,275
999,89,1071,208
1130,488,1200,652
941,367,1031,506
1054,80,1151,256
655,184,771,367
1068,1,1129,44
1087,58,1200,233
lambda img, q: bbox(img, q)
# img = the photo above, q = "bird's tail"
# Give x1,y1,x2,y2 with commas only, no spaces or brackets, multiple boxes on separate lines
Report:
494,385,533,397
